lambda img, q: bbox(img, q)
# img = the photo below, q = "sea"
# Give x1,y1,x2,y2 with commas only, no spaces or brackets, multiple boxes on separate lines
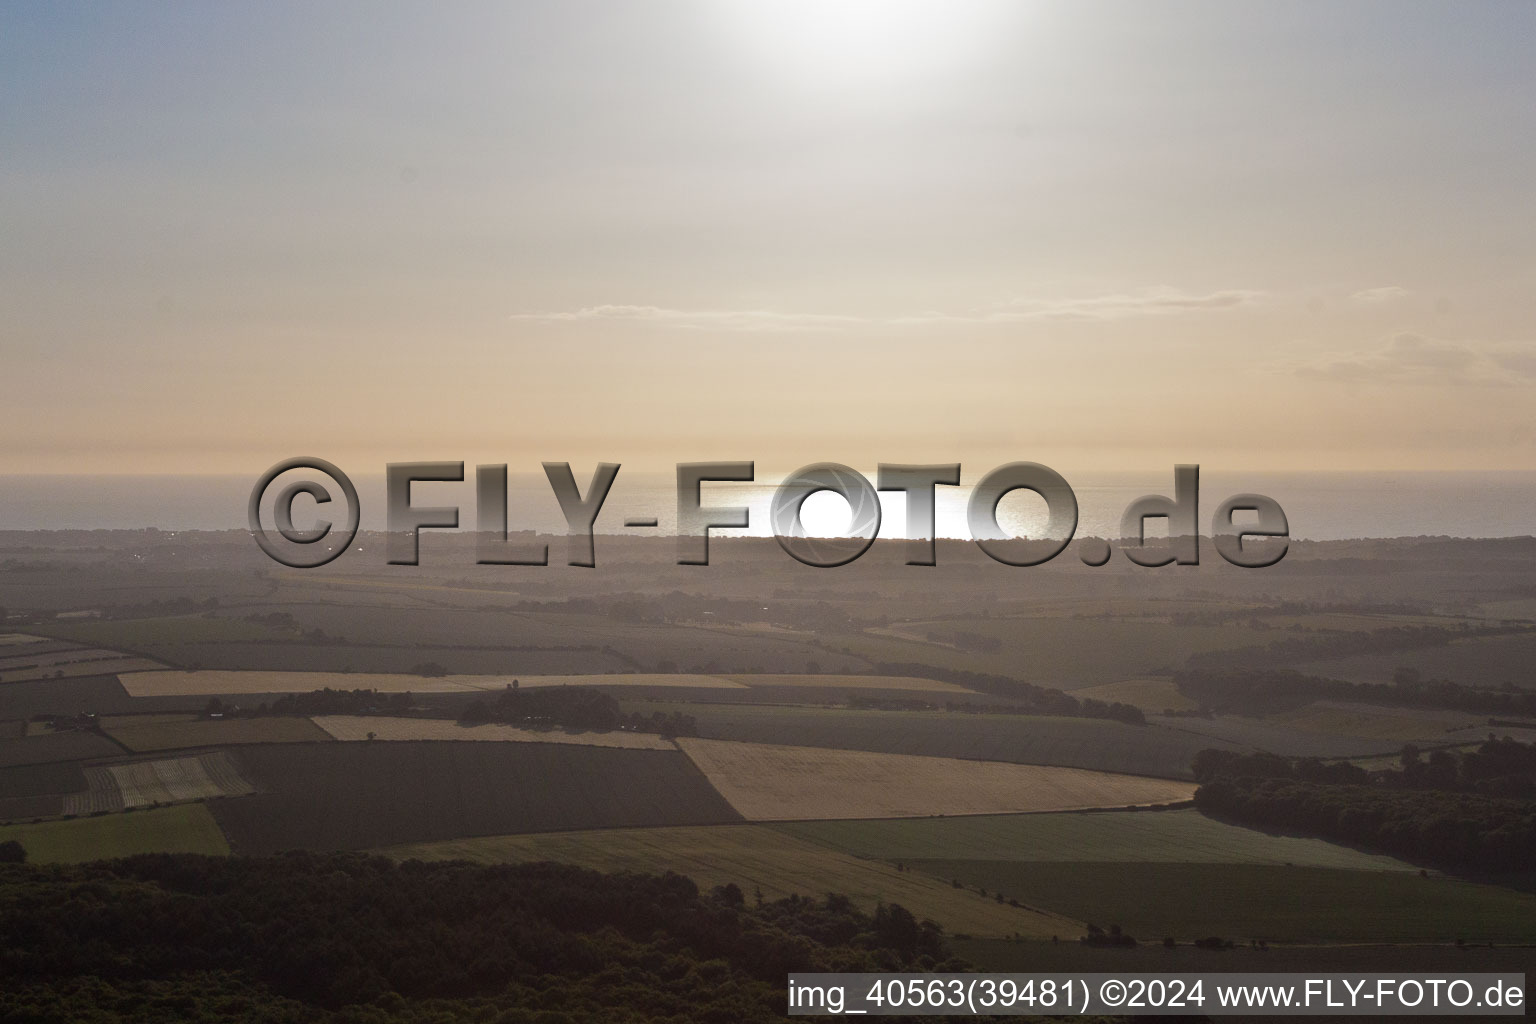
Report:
1,470,1531,541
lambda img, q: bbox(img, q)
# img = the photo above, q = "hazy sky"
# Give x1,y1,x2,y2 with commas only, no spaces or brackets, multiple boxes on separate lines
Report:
3,1,1534,476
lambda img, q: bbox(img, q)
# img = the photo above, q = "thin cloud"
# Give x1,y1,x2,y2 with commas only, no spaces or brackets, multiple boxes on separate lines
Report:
1349,286,1411,303
986,287,1260,321
507,288,1263,332
1297,334,1535,386
506,304,863,332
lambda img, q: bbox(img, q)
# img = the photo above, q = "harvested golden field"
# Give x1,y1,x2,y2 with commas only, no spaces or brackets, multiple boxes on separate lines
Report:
102,714,333,752
121,670,478,696
312,715,674,749
385,824,1075,939
1071,678,1198,713
675,738,1195,821
0,634,46,646
723,674,973,693
119,670,746,697
62,752,255,814
502,674,746,690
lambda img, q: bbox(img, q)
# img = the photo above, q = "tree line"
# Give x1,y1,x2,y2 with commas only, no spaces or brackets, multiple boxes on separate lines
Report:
1175,667,1536,718
0,853,963,1022
1185,623,1530,673
870,662,1145,724
206,688,416,718
461,685,699,737
1192,739,1536,874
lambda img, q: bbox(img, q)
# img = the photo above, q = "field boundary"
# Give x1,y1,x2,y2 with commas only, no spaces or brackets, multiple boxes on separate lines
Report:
676,737,1197,821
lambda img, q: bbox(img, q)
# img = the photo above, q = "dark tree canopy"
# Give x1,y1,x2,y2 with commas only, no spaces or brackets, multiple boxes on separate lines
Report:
0,853,962,1022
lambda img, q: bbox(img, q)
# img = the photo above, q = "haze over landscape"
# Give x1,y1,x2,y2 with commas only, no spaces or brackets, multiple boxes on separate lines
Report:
2,3,1534,1021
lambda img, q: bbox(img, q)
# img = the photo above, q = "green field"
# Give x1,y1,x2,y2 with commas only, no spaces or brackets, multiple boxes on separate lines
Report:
105,641,630,677
1145,714,1408,759
100,714,334,752
1295,632,1536,689
1268,701,1485,742
656,703,1227,778
1070,677,1198,713
904,861,1536,944
211,742,743,853
158,602,861,676
37,615,275,650
0,644,165,684
779,810,1536,945
385,823,1071,939
0,730,124,769
955,938,1536,974
836,617,1265,686
0,676,139,720
777,809,1413,870
0,803,229,862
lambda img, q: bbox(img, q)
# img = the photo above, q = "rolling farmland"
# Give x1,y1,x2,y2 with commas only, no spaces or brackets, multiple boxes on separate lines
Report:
119,669,749,697
839,616,1264,685
723,674,973,693
667,704,1227,778
101,714,333,752
1267,701,1486,742
35,614,275,649
675,738,1195,820
957,939,1536,975
312,714,674,748
1295,632,1536,689
0,641,90,659
61,751,254,814
903,861,1536,944
777,808,1414,870
206,599,862,675
108,641,632,677
0,650,161,683
0,730,124,769
0,675,139,720
3,535,1532,965
385,824,1074,939
211,742,742,853
0,761,88,821
0,803,229,862
1146,714,1431,758
1070,678,1198,713
119,670,486,696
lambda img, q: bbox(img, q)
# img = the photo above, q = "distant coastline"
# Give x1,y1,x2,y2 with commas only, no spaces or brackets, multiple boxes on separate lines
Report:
1,471,1533,540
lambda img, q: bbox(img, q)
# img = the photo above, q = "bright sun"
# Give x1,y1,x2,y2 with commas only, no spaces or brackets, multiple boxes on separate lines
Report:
717,0,1012,90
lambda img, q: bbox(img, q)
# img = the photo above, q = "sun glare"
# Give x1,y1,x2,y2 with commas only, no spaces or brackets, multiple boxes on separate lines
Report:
717,0,1012,90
